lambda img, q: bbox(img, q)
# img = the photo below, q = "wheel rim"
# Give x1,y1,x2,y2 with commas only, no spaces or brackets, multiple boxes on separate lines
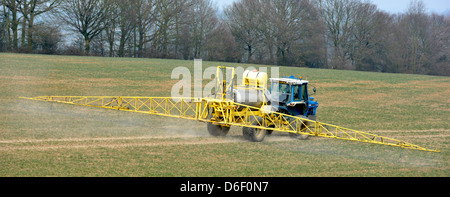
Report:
254,128,265,138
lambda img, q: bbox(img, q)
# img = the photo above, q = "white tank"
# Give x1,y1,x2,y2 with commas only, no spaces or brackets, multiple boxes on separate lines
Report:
234,88,265,108
242,70,268,88
235,70,270,107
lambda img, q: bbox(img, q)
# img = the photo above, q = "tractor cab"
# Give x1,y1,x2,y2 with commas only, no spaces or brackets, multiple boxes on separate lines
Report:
268,76,318,120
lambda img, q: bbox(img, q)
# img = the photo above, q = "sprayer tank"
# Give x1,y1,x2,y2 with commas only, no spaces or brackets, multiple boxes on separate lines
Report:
234,70,270,108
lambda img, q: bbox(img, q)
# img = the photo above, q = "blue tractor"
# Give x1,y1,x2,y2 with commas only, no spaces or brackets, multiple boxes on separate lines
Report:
268,75,318,120
233,70,319,141
264,75,319,139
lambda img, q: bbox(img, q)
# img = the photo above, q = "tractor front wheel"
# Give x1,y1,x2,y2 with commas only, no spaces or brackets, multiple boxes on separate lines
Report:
207,122,230,136
243,127,267,142
243,117,267,142
288,115,311,140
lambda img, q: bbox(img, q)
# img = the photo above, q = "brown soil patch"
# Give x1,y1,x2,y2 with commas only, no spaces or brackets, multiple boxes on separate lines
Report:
0,136,239,151
371,129,450,133
356,93,388,101
0,133,299,151
392,80,450,89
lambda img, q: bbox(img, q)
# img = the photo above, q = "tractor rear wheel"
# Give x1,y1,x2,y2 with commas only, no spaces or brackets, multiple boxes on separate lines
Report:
289,115,310,140
243,117,267,142
207,122,230,136
243,127,267,142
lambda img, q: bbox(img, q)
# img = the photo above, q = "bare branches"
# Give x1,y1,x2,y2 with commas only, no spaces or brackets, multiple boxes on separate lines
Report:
225,0,324,66
1,0,448,76
224,0,261,63
56,0,110,55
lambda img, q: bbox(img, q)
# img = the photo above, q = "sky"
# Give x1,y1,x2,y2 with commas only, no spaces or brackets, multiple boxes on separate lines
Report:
213,0,450,15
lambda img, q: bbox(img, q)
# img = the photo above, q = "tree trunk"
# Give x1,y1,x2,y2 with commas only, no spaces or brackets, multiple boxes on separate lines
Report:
11,1,18,50
247,45,252,63
118,28,126,57
27,13,35,52
84,37,90,56
21,13,27,49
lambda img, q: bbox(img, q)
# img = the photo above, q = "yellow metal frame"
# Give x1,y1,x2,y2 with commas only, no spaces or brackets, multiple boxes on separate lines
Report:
20,95,440,152
215,66,235,101
18,66,440,153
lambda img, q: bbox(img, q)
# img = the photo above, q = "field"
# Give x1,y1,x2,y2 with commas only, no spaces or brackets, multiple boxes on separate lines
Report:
0,53,449,177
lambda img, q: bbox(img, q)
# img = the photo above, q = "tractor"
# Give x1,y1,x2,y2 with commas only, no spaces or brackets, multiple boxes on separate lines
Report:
209,69,319,141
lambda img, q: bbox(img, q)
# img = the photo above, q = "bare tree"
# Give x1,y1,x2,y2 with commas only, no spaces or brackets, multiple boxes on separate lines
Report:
269,0,305,65
172,0,194,59
103,0,118,56
57,0,110,55
256,1,276,64
224,0,262,63
3,0,19,50
317,0,358,69
427,13,450,76
349,2,382,71
263,0,323,66
395,0,450,75
0,1,10,51
402,0,430,74
32,22,62,54
152,0,180,58
364,10,394,72
134,0,155,58
190,0,217,59
206,20,240,62
114,0,135,57
17,0,61,52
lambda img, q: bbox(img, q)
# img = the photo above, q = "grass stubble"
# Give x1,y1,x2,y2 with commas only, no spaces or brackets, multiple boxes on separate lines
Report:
0,53,448,177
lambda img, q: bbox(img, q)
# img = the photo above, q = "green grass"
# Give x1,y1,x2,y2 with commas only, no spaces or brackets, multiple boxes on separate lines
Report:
0,53,449,177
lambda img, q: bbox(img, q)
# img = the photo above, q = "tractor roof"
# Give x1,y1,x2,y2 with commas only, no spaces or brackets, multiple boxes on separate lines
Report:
270,75,308,85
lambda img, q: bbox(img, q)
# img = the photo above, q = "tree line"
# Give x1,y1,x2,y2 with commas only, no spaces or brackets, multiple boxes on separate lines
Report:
1,0,449,76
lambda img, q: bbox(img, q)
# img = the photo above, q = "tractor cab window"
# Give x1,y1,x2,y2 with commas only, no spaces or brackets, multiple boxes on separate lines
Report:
271,82,291,94
302,85,308,101
293,84,308,101
293,85,301,101
279,83,290,94
270,82,291,103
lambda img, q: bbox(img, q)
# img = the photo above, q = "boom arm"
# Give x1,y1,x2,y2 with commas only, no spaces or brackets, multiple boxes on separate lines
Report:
20,95,440,152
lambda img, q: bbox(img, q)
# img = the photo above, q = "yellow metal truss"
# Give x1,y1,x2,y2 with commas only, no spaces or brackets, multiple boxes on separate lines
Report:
20,95,440,152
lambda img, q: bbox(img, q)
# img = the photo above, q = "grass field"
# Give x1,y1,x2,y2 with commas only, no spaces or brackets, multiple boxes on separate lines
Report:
0,53,449,177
